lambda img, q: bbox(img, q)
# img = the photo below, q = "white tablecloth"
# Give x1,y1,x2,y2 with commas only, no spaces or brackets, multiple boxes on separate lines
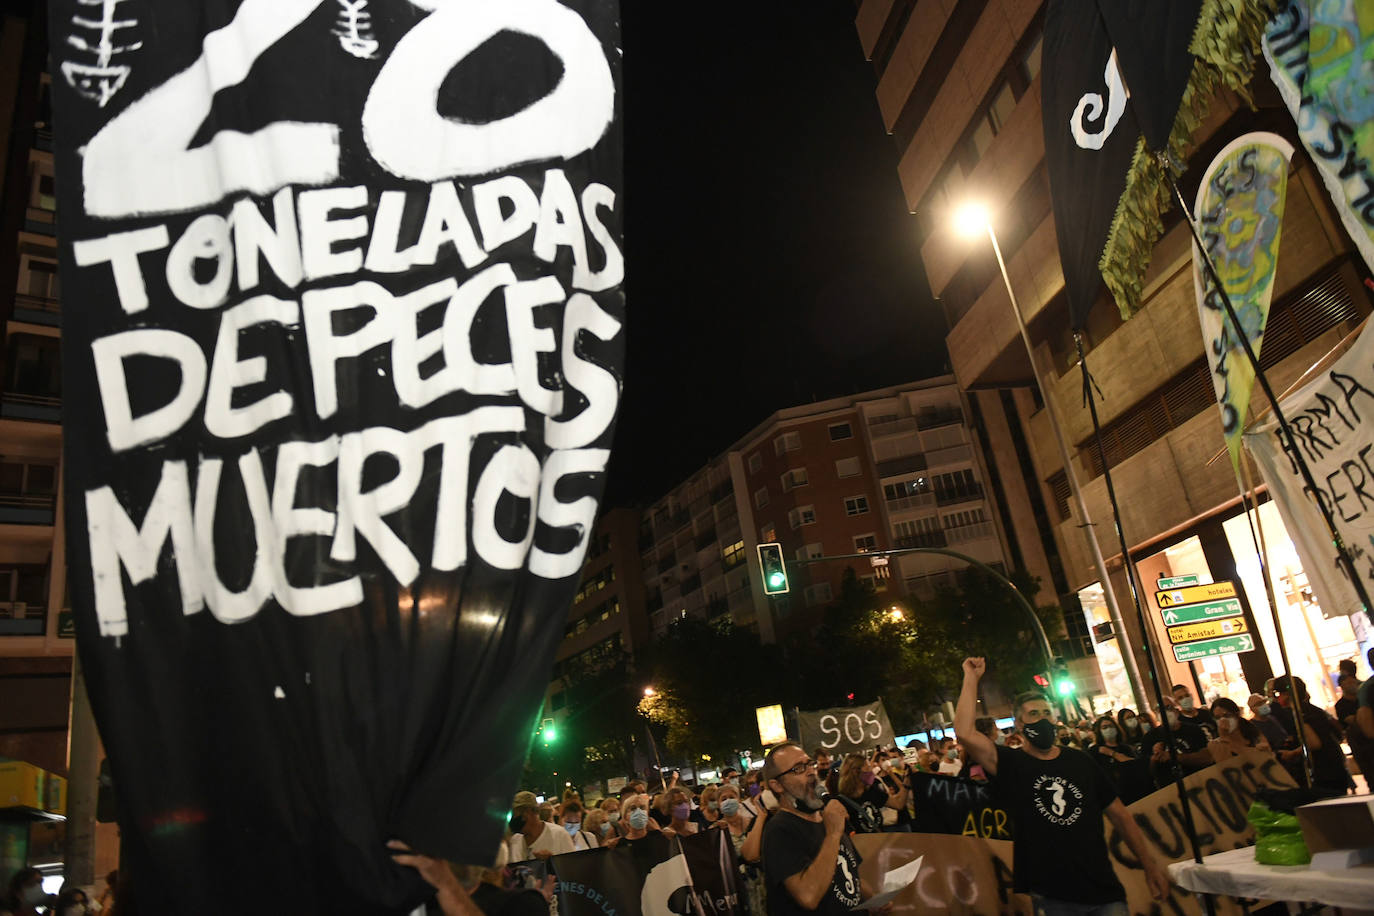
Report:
1167,846,1374,909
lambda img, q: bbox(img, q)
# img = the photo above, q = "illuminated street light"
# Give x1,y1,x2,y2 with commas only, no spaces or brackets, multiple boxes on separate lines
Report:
889,608,904,622
951,200,1147,714
644,686,656,697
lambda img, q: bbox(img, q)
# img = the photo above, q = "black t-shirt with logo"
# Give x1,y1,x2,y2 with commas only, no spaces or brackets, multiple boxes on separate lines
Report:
991,746,1124,904
1139,719,1211,777
762,810,864,916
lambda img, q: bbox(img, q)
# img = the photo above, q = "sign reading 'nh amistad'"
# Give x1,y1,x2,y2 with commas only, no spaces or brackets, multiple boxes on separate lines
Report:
1155,578,1254,663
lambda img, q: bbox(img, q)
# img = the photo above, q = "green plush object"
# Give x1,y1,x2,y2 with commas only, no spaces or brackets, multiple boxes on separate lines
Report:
1247,800,1312,866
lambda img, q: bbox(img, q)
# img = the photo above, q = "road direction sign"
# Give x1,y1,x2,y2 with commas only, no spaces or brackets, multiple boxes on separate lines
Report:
1173,633,1255,662
1160,597,1244,627
1158,575,1200,589
1156,581,1237,608
1167,617,1248,644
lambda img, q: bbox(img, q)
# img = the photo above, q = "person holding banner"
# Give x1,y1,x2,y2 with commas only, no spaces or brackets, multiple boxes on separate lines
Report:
759,743,889,916
715,784,768,916
956,658,1170,915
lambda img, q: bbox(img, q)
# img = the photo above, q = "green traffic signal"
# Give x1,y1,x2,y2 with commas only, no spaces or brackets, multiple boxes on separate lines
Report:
1056,678,1075,697
757,542,789,596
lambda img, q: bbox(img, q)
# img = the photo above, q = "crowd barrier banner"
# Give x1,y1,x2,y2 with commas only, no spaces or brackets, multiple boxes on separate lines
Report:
551,829,742,916
797,700,896,755
856,751,1294,916
46,1,624,912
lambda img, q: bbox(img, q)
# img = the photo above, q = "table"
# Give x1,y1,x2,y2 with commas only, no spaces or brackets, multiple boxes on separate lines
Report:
1167,846,1374,910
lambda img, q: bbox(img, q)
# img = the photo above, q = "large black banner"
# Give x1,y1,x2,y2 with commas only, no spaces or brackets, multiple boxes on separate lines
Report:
47,2,623,913
907,771,1012,840
552,830,743,916
796,699,896,756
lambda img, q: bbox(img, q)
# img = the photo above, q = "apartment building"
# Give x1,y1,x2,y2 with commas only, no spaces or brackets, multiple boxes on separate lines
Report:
638,376,1046,643
0,4,73,775
856,0,1374,707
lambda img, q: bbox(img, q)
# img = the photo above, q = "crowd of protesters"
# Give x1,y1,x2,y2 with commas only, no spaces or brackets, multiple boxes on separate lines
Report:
383,650,1372,916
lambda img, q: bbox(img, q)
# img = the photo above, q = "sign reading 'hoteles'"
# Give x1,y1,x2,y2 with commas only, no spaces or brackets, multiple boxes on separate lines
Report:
1155,578,1255,663
48,2,624,914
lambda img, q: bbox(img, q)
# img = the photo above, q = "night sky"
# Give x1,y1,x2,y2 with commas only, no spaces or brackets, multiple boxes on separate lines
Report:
606,0,949,507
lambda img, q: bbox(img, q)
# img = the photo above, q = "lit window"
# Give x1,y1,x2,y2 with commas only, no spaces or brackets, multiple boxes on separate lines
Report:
853,534,878,552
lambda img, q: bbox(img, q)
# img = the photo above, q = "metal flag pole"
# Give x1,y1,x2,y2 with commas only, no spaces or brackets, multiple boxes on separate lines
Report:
975,213,1151,715
1073,332,1212,874
1158,155,1368,740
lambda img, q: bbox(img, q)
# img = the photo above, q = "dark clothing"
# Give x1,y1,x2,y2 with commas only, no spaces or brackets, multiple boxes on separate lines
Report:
1335,696,1358,723
880,774,912,830
1139,720,1210,783
1088,743,1151,804
1278,701,1350,795
1178,708,1216,738
762,810,864,916
838,783,888,834
1252,713,1290,750
471,883,548,916
991,746,1125,905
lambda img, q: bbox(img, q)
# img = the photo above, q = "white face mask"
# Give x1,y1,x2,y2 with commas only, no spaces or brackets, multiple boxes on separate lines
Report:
1101,726,1118,741
1218,716,1239,734
1166,711,1180,727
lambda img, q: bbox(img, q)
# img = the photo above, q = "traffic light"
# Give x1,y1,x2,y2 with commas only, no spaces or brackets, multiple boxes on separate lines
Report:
1033,674,1049,688
757,542,789,595
1052,659,1075,697
540,717,557,744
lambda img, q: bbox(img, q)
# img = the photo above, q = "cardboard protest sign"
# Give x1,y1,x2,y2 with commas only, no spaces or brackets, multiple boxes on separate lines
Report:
47,1,623,913
797,699,896,755
858,751,1294,916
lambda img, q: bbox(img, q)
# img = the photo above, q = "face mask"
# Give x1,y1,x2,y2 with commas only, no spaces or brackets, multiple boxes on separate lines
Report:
789,786,825,813
1179,697,1194,710
816,766,829,778
607,811,620,822
1219,716,1238,734
1123,717,1138,732
746,784,761,797
720,798,741,817
707,801,718,813
1101,726,1118,741
1076,730,1092,742
1166,711,1180,728
860,770,876,785
994,732,1006,745
672,803,691,820
510,813,524,831
564,821,581,835
1059,735,1074,746
600,822,612,836
1256,703,1271,717
728,777,740,787
945,748,959,760
628,809,649,830
1023,718,1057,750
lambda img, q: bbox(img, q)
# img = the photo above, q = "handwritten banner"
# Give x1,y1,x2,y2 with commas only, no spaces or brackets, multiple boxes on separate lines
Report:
856,751,1293,916
49,1,623,913
796,699,896,755
1245,318,1374,618
907,771,1013,840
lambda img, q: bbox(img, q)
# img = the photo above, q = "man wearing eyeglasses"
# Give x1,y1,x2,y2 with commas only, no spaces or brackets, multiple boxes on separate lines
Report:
759,742,889,916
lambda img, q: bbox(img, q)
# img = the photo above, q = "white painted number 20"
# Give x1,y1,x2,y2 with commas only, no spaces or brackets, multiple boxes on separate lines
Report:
82,0,615,219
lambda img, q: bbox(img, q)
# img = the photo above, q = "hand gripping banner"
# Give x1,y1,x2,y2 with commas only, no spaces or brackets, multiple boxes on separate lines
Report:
47,1,624,912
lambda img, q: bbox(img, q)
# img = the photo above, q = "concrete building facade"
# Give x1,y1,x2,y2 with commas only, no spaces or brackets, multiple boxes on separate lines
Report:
856,0,1374,708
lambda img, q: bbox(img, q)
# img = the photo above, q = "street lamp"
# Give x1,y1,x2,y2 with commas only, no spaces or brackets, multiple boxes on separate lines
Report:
643,686,656,697
953,201,1148,714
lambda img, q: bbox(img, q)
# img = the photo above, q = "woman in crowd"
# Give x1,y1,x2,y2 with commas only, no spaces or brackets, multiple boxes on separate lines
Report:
875,752,914,830
1092,713,1152,803
620,794,658,843
1056,724,1079,748
1208,696,1270,761
698,784,721,827
837,753,906,833
579,808,611,849
599,796,623,837
661,787,703,836
1116,708,1151,756
714,784,767,915
1090,715,1136,764
741,770,765,816
1,868,48,916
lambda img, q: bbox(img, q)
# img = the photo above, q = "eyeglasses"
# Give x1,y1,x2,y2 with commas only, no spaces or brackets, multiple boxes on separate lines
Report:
777,758,817,777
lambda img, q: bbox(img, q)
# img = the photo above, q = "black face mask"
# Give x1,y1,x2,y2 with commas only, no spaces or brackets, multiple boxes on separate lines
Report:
817,766,829,777
1023,718,1058,750
510,813,524,831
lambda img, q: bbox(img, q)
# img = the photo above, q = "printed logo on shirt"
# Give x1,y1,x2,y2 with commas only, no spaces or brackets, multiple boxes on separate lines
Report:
833,842,862,907
1030,774,1085,827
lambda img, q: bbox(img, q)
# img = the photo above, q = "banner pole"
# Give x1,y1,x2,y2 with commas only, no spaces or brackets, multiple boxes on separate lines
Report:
1073,332,1211,872
1235,458,1313,786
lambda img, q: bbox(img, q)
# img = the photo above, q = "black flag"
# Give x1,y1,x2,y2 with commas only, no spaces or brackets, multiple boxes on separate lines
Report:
47,1,624,913
1096,0,1202,152
1042,0,1145,330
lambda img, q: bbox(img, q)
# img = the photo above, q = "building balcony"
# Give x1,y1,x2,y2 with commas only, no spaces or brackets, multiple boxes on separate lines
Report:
916,407,964,430
935,484,984,507
894,531,947,549
24,207,56,236
875,453,927,479
885,492,936,512
868,416,918,438
1,392,61,423
0,602,46,636
924,443,971,468
12,294,60,327
946,520,997,545
0,493,56,525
